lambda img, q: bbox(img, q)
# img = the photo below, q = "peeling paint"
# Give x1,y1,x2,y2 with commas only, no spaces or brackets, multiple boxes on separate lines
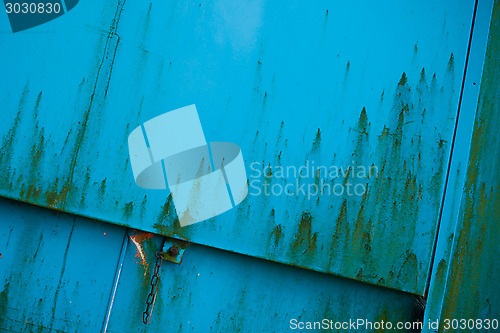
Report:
129,231,154,274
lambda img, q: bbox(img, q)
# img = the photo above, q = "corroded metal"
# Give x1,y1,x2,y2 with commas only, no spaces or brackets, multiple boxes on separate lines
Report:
0,198,425,332
0,0,480,294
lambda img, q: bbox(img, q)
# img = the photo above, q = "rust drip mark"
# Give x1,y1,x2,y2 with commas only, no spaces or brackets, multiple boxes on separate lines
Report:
292,212,318,256
374,308,389,333
434,259,447,287
379,125,389,139
325,70,434,286
98,178,106,197
352,107,370,166
252,42,264,101
26,131,45,200
420,68,426,84
78,168,91,208
351,190,372,257
129,232,154,275
0,282,9,326
398,72,408,86
153,194,185,237
268,208,276,224
358,107,368,136
156,194,176,225
311,128,321,153
123,201,134,219
0,82,29,189
61,0,127,210
270,224,283,248
397,251,419,290
25,92,45,201
274,121,285,156
447,53,455,73
140,195,148,217
44,177,70,208
333,199,349,246
252,131,259,147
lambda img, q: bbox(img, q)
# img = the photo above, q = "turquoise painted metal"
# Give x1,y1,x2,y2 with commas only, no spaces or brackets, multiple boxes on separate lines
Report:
0,198,423,332
423,0,500,331
0,0,480,296
0,199,127,332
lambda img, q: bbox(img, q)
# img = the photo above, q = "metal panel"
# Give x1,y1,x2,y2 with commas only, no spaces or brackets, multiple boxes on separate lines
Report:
0,0,479,294
0,199,126,332
0,199,424,332
93,232,424,333
424,1,500,331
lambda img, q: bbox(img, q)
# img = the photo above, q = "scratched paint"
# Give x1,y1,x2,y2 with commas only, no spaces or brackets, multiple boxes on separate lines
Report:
0,0,477,294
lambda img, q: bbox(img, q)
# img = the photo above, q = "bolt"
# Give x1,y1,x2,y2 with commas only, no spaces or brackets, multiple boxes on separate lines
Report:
167,246,179,256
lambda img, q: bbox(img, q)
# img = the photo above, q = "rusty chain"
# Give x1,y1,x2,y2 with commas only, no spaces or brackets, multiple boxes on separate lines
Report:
143,251,163,325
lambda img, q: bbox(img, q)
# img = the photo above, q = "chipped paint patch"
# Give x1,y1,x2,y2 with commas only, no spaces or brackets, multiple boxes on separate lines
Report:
129,231,154,275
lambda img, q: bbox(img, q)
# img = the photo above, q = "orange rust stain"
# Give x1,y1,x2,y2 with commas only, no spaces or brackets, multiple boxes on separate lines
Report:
129,232,154,275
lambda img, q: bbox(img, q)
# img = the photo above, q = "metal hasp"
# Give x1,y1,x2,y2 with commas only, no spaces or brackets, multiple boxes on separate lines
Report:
160,238,189,264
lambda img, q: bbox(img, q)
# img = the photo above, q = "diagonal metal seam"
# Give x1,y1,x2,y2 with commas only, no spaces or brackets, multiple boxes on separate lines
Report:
62,0,126,211
424,0,494,299
101,229,129,333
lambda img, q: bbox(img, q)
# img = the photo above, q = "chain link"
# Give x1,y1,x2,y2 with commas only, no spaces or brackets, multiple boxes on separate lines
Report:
143,251,163,324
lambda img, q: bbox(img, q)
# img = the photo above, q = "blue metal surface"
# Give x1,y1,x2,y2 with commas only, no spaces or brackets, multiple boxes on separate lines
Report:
0,0,484,295
0,198,422,332
107,232,423,332
424,0,500,331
